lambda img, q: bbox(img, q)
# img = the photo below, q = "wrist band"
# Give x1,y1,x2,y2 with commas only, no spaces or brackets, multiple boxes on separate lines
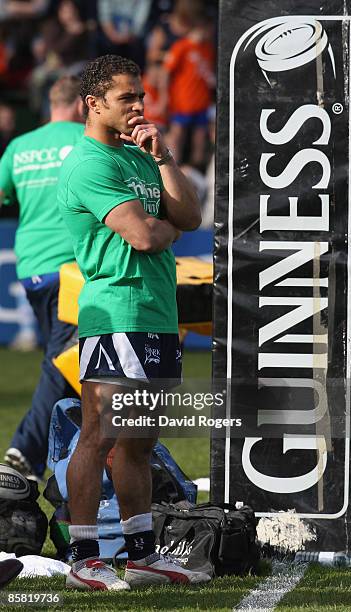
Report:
153,148,173,166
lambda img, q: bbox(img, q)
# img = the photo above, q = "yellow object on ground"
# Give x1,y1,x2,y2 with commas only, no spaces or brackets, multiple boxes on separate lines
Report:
53,343,81,395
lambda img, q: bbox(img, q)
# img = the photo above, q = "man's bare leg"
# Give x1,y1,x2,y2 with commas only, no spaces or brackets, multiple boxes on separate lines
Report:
109,393,158,562
112,436,157,520
67,381,112,524
66,380,130,591
117,414,212,586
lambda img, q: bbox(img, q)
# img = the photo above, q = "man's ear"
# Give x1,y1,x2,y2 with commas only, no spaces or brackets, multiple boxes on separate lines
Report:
77,98,84,120
85,95,101,114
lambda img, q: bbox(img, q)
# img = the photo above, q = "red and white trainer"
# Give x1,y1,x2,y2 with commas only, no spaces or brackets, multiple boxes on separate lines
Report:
66,558,130,591
124,553,211,587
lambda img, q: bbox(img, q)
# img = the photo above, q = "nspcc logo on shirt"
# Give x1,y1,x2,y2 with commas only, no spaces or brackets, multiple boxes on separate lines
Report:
126,177,161,216
13,145,73,174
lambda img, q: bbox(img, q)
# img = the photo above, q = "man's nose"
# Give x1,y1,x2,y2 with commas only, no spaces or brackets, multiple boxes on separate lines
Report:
132,98,144,112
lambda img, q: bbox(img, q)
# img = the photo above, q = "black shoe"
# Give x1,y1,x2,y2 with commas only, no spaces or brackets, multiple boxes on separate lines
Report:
0,559,24,588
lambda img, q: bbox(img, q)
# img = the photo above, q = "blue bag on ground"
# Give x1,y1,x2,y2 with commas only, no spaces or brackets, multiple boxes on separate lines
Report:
44,398,197,562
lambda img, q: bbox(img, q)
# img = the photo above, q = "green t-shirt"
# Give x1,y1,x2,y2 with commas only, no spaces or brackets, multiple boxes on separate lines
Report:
0,121,84,278
58,136,178,337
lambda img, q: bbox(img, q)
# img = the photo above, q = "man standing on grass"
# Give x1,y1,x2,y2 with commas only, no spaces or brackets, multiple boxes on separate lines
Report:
58,54,210,591
0,77,84,481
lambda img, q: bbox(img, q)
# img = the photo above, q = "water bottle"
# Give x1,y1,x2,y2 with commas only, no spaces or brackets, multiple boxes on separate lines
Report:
295,551,350,567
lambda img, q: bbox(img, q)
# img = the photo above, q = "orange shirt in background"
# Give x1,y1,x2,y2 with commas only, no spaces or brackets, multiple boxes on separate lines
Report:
143,74,168,128
164,37,215,115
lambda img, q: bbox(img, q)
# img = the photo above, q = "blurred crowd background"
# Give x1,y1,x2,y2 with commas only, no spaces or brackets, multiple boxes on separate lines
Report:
0,0,218,227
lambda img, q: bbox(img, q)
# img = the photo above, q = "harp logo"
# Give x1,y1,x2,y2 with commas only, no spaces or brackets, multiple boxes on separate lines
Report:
249,19,336,83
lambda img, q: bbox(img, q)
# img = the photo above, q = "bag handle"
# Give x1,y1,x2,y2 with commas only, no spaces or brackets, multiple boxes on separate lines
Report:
152,513,169,540
195,502,239,512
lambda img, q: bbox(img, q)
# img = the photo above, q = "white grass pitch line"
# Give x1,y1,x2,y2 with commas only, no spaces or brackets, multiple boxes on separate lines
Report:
234,562,308,612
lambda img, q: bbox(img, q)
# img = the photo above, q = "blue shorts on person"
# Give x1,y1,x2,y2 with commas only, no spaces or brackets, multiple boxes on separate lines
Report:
79,332,182,384
170,110,209,127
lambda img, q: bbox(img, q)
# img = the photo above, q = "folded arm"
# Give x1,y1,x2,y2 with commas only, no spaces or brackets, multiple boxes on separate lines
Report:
104,199,180,253
159,159,202,231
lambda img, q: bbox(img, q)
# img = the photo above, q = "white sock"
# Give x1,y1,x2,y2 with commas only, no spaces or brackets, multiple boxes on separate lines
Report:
69,524,99,543
121,512,152,534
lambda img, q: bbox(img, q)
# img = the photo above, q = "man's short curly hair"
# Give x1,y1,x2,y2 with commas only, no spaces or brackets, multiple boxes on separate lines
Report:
80,55,141,118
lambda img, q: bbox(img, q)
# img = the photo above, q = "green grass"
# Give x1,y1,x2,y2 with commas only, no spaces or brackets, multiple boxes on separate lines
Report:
277,564,351,611
0,348,44,448
0,574,266,611
162,350,211,500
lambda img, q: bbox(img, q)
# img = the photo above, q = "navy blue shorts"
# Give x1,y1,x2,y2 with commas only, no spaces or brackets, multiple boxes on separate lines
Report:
170,110,209,127
79,332,182,384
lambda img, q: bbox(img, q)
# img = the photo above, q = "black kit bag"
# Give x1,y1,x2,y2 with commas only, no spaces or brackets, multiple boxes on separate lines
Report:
0,466,48,556
152,502,260,577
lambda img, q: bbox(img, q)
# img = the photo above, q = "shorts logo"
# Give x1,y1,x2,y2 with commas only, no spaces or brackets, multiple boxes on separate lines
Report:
144,345,160,365
95,344,116,370
148,333,159,339
176,349,182,362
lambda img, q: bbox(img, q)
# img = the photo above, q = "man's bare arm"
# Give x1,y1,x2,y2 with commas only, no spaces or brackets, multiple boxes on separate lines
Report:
120,117,202,231
104,199,179,253
159,159,202,231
